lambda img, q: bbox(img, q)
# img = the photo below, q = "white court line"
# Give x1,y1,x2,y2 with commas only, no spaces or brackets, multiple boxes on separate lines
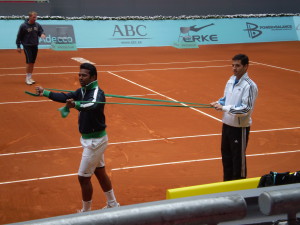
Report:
0,173,78,185
0,65,230,77
0,99,52,105
0,94,158,105
0,72,76,77
112,149,300,171
1,59,299,76
107,71,222,122
0,66,78,70
251,61,300,73
1,126,299,157
108,65,230,73
1,149,300,185
0,134,219,157
0,60,230,70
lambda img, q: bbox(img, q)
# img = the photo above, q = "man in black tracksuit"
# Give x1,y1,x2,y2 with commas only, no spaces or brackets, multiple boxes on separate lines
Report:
16,11,45,85
36,63,119,212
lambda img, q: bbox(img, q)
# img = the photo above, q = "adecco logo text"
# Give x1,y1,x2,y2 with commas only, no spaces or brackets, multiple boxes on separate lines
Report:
39,25,76,45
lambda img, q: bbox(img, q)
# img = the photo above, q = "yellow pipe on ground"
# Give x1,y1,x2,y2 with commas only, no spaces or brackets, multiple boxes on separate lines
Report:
166,177,260,199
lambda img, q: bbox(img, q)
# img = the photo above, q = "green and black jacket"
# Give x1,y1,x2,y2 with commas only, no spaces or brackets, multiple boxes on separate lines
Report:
43,80,107,139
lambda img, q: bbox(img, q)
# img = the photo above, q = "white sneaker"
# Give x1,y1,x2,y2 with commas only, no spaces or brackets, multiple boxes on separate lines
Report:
29,78,35,84
25,78,33,85
77,208,91,213
102,202,120,209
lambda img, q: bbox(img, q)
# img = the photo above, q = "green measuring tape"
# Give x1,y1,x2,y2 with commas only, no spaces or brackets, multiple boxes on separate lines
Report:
25,88,212,118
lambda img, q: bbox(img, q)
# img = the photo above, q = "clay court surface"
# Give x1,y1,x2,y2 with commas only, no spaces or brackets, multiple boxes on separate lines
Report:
0,41,299,224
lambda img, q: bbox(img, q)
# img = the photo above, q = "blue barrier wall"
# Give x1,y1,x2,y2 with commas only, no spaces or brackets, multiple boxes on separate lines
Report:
1,16,299,50
295,16,300,40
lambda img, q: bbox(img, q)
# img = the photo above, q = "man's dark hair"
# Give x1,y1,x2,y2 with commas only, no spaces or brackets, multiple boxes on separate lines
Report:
232,54,249,66
80,63,97,78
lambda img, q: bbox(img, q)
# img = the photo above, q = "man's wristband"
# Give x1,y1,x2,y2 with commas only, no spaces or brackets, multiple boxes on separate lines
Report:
74,101,81,109
42,90,51,97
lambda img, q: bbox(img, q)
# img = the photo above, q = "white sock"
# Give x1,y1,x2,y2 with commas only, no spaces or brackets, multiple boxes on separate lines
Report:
82,200,92,211
104,189,118,206
26,73,32,79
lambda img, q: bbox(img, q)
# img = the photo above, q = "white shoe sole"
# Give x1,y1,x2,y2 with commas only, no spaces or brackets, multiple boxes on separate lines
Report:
77,208,91,213
102,203,120,209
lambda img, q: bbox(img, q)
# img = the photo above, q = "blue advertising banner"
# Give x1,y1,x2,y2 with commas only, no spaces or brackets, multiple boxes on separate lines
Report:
40,25,76,46
0,16,298,50
294,16,300,40
41,24,77,50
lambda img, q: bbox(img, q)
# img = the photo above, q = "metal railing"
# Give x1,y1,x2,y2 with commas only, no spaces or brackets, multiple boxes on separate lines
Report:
10,185,300,225
259,188,300,225
11,195,247,225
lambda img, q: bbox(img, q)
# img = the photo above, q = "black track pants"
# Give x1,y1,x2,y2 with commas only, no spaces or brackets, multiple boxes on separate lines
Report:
221,123,250,181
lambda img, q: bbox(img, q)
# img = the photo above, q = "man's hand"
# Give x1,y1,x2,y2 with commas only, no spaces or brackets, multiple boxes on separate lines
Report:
41,34,46,39
17,48,22,53
210,101,223,111
35,86,44,96
66,99,75,108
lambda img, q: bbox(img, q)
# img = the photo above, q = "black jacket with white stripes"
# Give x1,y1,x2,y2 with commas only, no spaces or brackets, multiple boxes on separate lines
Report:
43,81,106,137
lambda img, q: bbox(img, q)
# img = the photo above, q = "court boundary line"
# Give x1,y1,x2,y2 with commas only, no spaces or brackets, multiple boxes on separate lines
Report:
251,61,300,73
0,99,52,105
112,148,300,171
1,60,300,76
0,65,230,77
1,148,300,185
0,60,230,70
0,94,158,105
2,60,300,77
1,126,299,157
